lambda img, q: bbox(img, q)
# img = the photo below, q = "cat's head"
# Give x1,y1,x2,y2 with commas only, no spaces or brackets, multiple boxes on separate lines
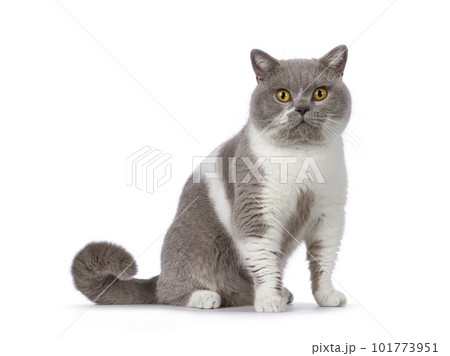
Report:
249,45,351,145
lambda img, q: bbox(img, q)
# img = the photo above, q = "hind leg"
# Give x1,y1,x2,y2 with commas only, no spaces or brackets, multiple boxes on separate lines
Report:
187,290,221,309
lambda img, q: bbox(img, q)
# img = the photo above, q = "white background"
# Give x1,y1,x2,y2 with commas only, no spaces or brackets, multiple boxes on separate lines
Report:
1,0,449,355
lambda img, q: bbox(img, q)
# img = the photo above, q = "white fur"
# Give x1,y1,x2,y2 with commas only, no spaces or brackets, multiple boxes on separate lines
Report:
254,286,294,312
276,107,296,125
202,123,348,311
314,288,347,307
188,290,221,309
206,176,233,235
247,123,348,308
202,147,234,236
238,224,286,312
247,122,347,239
254,291,285,312
202,144,289,312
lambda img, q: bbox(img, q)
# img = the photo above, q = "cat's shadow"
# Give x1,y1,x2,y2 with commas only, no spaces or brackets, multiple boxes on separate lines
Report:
214,302,320,314
69,302,336,314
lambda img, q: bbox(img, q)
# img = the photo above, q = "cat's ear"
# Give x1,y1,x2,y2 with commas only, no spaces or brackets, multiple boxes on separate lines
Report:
250,49,280,83
319,45,348,77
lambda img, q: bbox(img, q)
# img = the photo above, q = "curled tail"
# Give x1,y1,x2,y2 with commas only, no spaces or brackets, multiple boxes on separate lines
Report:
71,242,158,304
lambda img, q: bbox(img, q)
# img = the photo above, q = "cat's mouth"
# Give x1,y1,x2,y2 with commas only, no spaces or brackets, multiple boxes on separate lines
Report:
265,113,329,143
272,119,324,143
293,120,309,128
291,119,320,130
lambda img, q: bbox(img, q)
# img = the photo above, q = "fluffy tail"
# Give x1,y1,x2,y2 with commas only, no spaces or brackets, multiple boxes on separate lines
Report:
71,242,158,304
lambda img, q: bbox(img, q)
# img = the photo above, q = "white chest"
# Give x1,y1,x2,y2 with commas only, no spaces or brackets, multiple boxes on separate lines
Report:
248,124,347,228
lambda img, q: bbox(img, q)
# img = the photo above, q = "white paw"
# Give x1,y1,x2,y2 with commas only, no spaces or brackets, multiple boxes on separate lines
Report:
314,289,347,307
282,287,294,304
187,290,221,309
255,293,286,313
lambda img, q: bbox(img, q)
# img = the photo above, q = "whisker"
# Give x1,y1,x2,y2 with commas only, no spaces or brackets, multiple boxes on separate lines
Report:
317,120,354,148
321,117,365,150
318,122,340,141
324,121,363,150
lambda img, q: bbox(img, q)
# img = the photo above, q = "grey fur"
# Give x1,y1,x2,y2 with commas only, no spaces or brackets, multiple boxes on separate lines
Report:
157,178,254,307
71,45,351,310
250,45,351,145
72,242,158,304
306,239,323,293
280,189,315,268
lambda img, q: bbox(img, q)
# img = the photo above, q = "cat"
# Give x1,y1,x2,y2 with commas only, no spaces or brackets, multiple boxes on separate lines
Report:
72,45,351,312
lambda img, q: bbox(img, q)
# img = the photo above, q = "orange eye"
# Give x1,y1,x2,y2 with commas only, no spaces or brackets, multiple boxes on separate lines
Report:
313,88,327,101
276,89,291,102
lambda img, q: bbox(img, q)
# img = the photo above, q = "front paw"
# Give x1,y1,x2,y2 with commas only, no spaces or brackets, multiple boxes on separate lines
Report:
314,289,347,307
255,293,286,313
